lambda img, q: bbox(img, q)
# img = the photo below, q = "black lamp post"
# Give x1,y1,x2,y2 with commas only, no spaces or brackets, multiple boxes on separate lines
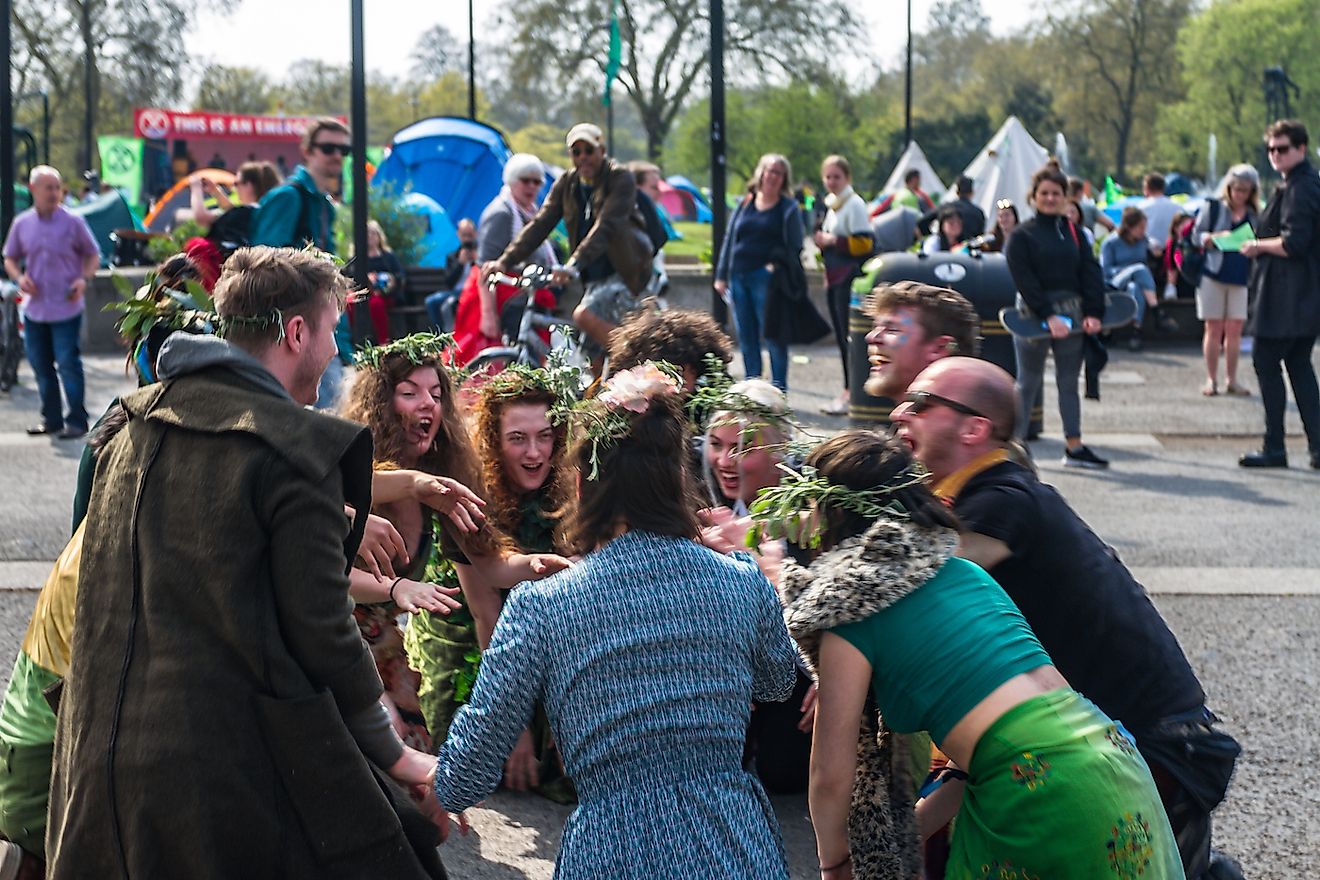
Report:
349,0,370,344
709,0,728,326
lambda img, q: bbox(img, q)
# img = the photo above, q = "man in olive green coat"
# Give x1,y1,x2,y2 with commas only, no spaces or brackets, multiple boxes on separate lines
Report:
46,247,448,879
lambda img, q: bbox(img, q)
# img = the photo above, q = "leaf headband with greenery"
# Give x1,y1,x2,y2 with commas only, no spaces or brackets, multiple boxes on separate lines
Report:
480,348,584,416
566,360,683,480
746,461,931,550
353,332,457,371
106,271,217,343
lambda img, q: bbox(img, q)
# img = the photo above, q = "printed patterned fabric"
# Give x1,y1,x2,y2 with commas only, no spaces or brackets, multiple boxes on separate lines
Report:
354,601,432,752
946,688,1183,879
434,531,797,879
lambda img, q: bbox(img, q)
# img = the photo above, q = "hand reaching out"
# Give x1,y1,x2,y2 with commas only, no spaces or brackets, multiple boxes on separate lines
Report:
355,510,407,579
391,578,462,615
413,474,487,533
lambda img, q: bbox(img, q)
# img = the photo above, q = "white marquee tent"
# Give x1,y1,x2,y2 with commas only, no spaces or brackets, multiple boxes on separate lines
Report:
947,117,1050,219
877,141,947,202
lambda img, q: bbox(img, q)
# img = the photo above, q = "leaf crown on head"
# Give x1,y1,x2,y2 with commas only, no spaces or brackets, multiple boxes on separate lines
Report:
747,460,930,549
354,332,457,371
568,360,682,480
106,271,217,343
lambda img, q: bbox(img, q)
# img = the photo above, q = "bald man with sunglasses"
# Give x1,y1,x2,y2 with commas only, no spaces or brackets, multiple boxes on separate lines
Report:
892,356,1242,880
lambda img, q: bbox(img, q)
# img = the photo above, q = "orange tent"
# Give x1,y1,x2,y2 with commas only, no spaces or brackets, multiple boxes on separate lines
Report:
144,168,237,232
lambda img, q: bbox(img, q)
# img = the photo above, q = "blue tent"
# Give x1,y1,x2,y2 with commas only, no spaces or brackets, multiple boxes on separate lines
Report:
372,117,512,234
71,190,142,267
665,175,713,223
399,192,458,268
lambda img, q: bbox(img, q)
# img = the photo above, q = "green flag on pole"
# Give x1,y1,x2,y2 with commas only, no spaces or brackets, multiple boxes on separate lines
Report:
603,0,620,106
98,135,145,216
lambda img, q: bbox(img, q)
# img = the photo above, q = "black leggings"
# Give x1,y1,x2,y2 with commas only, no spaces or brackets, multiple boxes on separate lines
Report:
826,279,852,389
1252,335,1320,453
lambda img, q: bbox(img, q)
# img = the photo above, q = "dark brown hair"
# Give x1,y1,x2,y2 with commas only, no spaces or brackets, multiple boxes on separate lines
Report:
1143,172,1166,193
807,430,959,552
608,306,734,375
865,281,980,357
236,160,281,200
1028,160,1068,204
1266,119,1309,149
1118,206,1146,243
301,116,350,152
561,393,702,555
340,353,509,557
212,246,348,350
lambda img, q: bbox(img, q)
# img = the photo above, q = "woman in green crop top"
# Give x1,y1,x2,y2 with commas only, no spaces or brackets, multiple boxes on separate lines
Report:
762,431,1181,880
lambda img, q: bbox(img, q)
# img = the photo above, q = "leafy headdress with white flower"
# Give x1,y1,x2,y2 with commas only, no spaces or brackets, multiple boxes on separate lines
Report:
566,361,683,480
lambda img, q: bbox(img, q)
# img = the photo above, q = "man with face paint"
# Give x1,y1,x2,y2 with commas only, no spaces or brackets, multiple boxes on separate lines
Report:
482,123,655,376
862,281,981,402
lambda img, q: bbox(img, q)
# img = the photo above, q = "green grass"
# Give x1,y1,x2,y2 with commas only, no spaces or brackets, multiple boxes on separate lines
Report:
664,221,714,264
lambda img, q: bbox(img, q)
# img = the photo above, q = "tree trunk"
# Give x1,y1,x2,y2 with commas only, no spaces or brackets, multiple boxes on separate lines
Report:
79,1,97,174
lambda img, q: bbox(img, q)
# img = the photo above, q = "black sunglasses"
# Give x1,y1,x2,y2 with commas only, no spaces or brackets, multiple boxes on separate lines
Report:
312,142,351,157
571,144,597,157
518,177,544,186
1266,143,1294,154
903,390,986,418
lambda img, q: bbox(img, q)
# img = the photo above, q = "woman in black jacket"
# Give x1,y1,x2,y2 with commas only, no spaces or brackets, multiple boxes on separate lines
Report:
1004,161,1109,468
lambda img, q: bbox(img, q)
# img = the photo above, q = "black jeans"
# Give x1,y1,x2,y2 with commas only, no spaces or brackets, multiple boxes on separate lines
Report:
744,669,812,795
825,279,852,389
1251,335,1320,454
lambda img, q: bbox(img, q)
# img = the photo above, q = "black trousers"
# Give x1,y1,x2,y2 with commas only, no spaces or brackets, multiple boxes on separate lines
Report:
745,669,813,795
1252,334,1320,454
825,279,852,389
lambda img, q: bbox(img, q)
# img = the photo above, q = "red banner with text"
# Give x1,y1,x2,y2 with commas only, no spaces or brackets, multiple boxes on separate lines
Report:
133,108,346,142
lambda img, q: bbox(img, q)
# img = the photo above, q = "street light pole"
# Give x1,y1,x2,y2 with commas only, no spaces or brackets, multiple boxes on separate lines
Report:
709,0,728,327
349,0,371,344
2,0,15,241
468,0,477,119
904,0,913,148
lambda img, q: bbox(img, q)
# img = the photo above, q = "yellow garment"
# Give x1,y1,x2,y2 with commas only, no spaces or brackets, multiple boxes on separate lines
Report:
932,448,1009,501
21,522,84,678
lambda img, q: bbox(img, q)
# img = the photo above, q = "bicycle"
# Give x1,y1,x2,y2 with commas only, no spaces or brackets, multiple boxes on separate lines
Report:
0,281,23,392
466,265,585,377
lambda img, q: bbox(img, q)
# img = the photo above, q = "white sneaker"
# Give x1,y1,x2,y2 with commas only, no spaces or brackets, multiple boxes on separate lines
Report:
1162,283,1178,301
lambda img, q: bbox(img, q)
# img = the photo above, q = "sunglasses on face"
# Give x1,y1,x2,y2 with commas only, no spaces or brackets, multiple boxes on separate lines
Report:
903,390,986,419
1266,143,1294,154
571,144,597,157
312,142,351,157
519,177,544,186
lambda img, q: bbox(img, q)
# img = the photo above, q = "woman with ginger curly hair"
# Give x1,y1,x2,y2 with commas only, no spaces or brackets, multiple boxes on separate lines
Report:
340,336,568,748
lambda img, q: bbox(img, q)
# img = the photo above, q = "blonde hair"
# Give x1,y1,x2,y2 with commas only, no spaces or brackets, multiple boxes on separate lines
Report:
748,153,793,197
366,219,392,252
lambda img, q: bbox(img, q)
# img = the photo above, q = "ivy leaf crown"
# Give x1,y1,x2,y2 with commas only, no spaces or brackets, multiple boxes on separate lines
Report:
746,460,930,550
353,332,457,371
482,348,585,417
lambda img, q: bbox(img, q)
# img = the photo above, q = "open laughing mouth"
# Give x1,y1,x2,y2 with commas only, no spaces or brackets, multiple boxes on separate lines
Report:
869,350,891,373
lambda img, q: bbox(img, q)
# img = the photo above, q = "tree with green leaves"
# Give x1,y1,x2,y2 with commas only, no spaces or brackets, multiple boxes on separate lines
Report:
1157,0,1320,175
1045,0,1192,181
195,65,277,115
502,0,862,160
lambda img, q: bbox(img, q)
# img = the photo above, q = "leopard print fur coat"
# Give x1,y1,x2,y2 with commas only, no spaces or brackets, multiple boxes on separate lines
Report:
778,515,958,880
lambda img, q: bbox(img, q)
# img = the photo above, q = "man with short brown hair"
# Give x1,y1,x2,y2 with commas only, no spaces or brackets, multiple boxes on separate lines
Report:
861,281,980,399
46,246,448,879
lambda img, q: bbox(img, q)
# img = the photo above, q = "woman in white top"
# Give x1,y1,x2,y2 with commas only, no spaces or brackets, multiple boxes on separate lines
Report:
814,156,873,415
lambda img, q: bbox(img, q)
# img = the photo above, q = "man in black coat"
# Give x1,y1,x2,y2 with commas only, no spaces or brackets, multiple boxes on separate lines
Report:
1240,119,1320,469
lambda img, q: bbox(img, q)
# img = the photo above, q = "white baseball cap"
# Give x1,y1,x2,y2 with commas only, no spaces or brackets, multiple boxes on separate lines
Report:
565,123,605,149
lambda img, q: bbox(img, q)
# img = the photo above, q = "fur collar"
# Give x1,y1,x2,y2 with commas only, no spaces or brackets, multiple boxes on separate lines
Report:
779,515,957,672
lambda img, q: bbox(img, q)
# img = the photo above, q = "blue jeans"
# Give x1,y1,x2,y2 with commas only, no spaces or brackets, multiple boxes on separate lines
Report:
1109,264,1155,324
425,289,460,332
315,355,344,411
730,267,788,390
24,314,87,430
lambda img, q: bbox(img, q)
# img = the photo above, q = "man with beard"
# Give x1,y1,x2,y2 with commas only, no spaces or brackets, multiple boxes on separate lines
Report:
890,356,1243,880
46,247,448,879
861,280,980,402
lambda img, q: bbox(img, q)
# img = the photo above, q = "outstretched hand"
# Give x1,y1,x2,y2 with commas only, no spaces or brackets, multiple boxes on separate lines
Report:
413,474,487,533
527,553,573,577
392,578,462,615
698,507,751,555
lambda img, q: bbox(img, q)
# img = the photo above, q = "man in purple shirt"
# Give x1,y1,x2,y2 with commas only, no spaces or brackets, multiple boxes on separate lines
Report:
3,166,101,438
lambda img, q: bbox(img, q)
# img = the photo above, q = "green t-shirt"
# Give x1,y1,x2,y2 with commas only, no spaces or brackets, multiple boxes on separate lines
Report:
831,557,1050,744
0,652,60,747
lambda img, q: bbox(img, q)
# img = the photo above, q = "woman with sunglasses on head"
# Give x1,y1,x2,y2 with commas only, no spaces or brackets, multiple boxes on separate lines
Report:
714,153,806,391
980,199,1018,253
435,362,799,877
766,431,1181,880
1005,160,1109,469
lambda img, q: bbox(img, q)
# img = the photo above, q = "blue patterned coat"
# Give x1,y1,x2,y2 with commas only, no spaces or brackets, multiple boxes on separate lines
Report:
435,530,797,878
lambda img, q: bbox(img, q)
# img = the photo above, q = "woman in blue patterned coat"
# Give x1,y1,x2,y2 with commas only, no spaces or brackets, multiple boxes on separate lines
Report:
434,363,799,878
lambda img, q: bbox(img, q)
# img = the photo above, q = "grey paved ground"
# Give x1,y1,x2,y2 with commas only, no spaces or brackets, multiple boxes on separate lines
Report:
2,338,1318,877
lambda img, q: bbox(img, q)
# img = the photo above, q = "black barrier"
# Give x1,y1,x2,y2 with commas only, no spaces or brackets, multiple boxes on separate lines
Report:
847,250,1040,432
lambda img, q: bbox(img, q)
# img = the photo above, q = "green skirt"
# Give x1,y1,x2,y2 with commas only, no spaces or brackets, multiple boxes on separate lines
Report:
947,688,1184,880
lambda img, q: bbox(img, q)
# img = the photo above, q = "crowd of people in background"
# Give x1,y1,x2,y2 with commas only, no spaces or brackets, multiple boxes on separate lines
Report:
4,114,1317,880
